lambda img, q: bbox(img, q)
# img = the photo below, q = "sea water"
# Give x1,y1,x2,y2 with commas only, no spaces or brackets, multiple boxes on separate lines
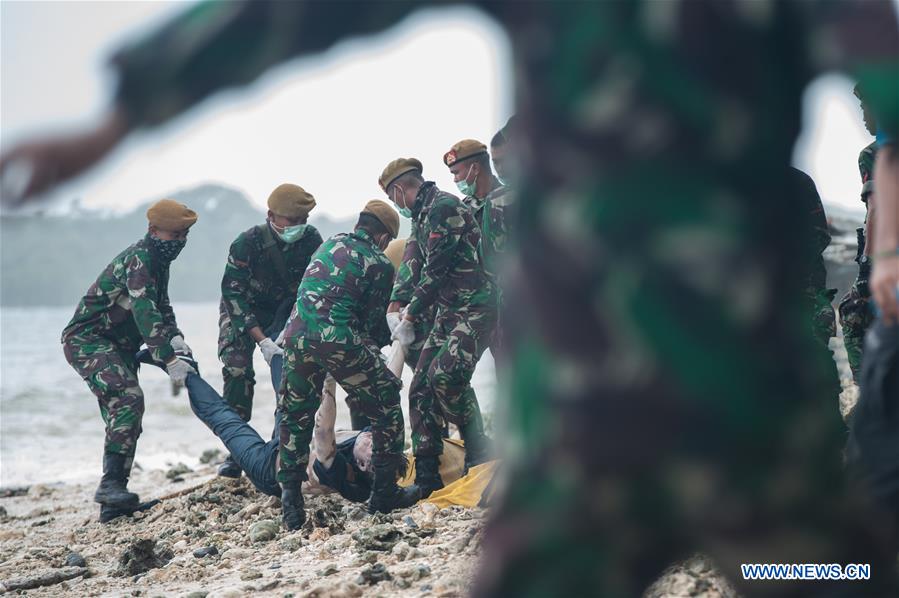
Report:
0,302,495,487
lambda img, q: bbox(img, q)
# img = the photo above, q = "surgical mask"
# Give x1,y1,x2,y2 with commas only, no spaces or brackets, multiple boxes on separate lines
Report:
393,187,412,218
455,164,477,197
271,221,307,243
151,237,186,262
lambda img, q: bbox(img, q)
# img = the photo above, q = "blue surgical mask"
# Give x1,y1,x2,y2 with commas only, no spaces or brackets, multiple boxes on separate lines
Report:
150,236,186,262
271,221,307,243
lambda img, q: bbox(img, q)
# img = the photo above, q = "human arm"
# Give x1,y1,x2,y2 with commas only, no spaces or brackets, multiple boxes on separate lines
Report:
870,145,899,323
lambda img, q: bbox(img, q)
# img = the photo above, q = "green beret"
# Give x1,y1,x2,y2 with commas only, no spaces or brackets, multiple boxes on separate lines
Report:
379,158,423,191
268,183,315,218
146,199,197,232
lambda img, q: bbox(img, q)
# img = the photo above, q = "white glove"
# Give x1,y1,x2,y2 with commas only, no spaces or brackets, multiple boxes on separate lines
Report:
391,318,415,347
258,337,283,365
386,312,401,335
274,328,286,348
170,335,192,355
166,357,196,386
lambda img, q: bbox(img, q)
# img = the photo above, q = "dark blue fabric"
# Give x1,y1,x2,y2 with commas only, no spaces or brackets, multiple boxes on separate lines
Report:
185,373,280,497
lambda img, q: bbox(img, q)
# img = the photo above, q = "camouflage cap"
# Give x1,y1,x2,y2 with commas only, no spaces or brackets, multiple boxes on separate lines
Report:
444,139,488,166
379,158,423,192
384,238,407,270
268,183,316,218
362,199,400,239
146,199,198,231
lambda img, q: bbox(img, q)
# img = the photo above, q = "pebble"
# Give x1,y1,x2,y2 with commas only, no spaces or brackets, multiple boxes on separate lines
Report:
239,568,262,581
64,552,87,567
248,520,279,543
357,563,391,585
392,541,410,561
351,524,403,551
193,546,219,558
402,515,419,528
318,563,339,577
173,540,189,551
183,592,208,598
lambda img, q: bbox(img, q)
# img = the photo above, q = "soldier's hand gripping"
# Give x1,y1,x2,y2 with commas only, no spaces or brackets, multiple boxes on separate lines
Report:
386,311,402,336
170,335,193,356
166,357,197,387
392,317,415,348
258,338,283,365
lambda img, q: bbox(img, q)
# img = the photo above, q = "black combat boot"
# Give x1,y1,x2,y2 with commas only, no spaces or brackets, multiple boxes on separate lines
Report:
217,454,242,478
99,499,161,524
280,482,305,531
368,456,421,514
414,455,444,499
94,453,140,508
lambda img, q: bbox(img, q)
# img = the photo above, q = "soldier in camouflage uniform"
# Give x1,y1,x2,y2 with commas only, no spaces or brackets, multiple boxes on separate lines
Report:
61,199,198,516
217,183,322,477
838,85,879,383
10,0,899,593
278,200,420,529
381,158,495,497
444,139,515,359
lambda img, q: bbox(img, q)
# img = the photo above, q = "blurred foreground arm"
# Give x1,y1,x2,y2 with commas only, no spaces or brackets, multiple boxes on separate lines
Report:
870,145,899,323
1,0,420,205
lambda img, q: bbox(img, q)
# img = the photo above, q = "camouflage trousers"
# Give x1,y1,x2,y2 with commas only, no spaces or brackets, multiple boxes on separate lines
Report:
409,308,494,457
404,304,436,369
218,316,259,422
839,285,875,383
277,337,404,483
63,334,144,458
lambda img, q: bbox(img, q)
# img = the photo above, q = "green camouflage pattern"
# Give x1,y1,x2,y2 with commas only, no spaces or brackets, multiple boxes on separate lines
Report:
62,234,181,365
278,337,404,483
409,308,493,456
105,0,899,593
288,229,393,347
391,182,495,318
219,223,322,420
858,141,877,203
277,229,404,483
839,142,878,381
465,181,514,279
63,336,144,457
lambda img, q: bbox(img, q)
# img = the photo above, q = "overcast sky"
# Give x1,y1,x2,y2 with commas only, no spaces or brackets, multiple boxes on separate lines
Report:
1,1,875,219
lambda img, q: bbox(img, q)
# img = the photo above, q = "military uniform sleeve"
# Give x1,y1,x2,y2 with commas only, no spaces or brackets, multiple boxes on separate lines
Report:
112,0,421,129
363,261,394,348
221,234,260,333
407,199,464,318
390,236,422,304
157,267,184,339
125,252,176,364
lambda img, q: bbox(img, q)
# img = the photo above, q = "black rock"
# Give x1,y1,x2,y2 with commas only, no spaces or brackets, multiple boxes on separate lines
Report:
193,546,219,558
63,552,87,568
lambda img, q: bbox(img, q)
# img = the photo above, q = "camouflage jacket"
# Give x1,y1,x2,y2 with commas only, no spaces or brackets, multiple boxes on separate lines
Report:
858,141,877,204
220,223,322,334
61,234,181,363
391,182,494,318
464,181,514,277
285,228,393,347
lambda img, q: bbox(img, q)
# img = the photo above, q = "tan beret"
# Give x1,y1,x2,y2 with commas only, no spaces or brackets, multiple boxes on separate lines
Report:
384,238,407,270
444,139,487,166
268,183,316,218
379,158,423,192
362,199,400,239
146,199,197,232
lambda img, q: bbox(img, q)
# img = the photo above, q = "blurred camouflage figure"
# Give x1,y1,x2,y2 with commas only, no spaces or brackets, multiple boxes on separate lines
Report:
278,201,419,529
838,85,880,383
61,199,197,516
381,158,495,497
217,183,322,478
7,0,899,594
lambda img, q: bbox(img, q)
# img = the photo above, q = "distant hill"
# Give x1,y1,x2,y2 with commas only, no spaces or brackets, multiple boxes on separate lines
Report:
0,184,356,306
